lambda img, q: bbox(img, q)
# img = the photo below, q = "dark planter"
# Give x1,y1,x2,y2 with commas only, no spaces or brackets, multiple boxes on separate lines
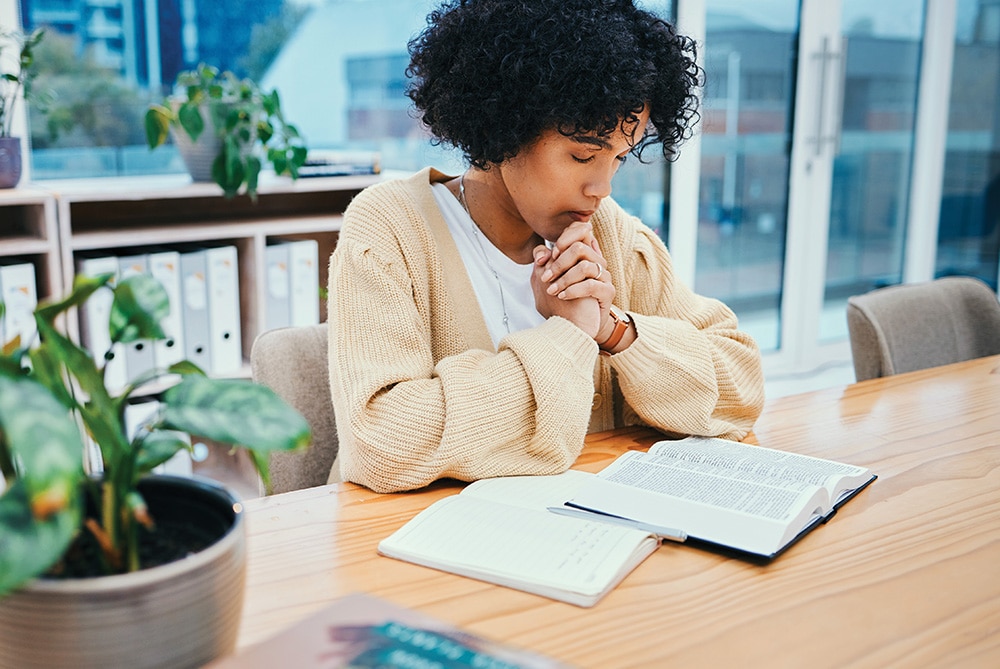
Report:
0,475,247,669
0,137,22,189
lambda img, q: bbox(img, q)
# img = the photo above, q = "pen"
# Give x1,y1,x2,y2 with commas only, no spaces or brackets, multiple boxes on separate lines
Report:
546,506,687,543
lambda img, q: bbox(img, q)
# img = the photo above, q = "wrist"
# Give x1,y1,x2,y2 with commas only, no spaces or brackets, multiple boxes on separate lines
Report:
597,305,630,354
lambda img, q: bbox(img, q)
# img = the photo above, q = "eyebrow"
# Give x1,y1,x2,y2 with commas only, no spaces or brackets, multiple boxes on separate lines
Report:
571,135,613,150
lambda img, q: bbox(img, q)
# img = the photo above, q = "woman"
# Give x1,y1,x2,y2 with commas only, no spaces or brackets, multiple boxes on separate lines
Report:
328,0,765,493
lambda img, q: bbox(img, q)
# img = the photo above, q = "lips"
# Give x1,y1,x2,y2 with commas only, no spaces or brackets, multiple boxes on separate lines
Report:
569,210,596,222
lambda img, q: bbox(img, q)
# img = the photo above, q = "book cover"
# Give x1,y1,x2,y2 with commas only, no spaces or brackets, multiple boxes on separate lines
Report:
208,592,569,668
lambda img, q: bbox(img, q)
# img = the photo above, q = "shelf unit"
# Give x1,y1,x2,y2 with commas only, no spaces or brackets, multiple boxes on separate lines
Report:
0,186,60,306
44,172,379,373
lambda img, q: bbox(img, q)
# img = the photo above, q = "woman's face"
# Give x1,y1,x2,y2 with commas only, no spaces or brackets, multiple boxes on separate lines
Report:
497,106,651,242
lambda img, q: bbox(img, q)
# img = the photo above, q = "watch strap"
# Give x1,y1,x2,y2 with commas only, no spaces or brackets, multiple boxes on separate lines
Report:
598,305,630,353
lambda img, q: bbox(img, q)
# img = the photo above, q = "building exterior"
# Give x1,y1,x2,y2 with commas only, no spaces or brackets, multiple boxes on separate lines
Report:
19,0,282,90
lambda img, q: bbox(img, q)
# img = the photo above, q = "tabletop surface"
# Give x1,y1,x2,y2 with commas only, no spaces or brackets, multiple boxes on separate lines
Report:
236,355,1000,668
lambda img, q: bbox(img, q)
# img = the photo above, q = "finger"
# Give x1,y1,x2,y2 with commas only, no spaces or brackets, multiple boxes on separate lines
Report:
533,244,552,265
550,221,595,260
546,259,604,295
555,274,615,301
542,240,600,282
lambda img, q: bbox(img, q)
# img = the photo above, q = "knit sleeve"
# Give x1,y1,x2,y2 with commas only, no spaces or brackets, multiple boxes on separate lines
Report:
328,181,599,493
598,208,766,440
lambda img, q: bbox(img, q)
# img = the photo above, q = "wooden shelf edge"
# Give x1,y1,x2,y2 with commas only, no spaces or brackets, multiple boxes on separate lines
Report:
0,237,57,257
69,214,344,251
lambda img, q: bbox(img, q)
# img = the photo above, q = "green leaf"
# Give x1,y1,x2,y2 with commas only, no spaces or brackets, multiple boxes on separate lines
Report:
109,274,169,345
262,90,279,116
245,155,261,198
256,120,274,144
161,376,310,453
213,137,246,198
290,145,309,168
0,479,80,597
249,449,272,494
0,376,85,506
168,359,208,377
26,346,76,409
33,316,106,407
30,320,126,464
225,105,253,134
144,106,172,148
36,272,114,323
135,431,190,474
270,151,287,177
177,103,205,142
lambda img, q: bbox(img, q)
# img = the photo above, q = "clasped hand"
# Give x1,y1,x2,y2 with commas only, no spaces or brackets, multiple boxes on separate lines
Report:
531,221,616,342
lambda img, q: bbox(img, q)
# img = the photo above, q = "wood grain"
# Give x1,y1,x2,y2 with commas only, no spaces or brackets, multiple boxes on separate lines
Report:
236,355,1000,668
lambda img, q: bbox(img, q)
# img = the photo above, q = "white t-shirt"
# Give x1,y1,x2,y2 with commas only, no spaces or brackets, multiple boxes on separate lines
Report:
431,182,545,348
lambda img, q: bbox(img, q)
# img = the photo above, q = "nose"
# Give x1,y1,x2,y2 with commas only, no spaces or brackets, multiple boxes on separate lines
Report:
583,168,614,201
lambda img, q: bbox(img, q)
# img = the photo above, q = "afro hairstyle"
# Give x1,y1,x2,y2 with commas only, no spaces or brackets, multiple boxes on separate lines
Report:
406,0,703,168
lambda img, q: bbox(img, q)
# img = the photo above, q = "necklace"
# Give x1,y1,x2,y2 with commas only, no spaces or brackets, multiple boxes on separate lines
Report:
459,172,511,335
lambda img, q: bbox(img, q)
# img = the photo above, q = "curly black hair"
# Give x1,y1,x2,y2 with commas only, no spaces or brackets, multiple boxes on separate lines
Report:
406,0,702,169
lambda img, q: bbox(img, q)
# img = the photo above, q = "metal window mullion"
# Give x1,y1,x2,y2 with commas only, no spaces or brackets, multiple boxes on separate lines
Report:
903,0,956,285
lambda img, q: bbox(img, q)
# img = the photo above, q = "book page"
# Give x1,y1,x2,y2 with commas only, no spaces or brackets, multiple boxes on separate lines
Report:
568,452,831,556
378,495,657,607
597,451,817,519
648,437,871,502
461,470,594,509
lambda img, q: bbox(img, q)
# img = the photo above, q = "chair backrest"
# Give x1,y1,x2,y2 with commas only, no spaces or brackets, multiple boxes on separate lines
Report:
846,276,1000,382
250,323,339,494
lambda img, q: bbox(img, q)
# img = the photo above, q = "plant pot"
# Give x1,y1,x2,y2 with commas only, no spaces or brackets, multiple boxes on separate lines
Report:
169,100,258,184
0,137,23,189
0,475,246,669
171,125,221,183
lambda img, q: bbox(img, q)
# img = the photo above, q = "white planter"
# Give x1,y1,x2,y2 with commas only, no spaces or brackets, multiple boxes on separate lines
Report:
169,100,259,184
172,125,221,183
0,476,246,669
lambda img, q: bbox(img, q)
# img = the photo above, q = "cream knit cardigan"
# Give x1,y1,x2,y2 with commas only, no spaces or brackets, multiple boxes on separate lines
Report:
328,168,765,492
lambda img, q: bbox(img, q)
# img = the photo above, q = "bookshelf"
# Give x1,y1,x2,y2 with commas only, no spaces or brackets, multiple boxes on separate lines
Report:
42,172,379,376
0,186,60,302
5,173,379,496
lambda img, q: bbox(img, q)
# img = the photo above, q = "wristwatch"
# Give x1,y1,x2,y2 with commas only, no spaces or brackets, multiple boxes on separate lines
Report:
598,305,631,353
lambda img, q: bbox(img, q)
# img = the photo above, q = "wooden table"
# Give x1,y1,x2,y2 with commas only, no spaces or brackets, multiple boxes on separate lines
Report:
236,355,1000,668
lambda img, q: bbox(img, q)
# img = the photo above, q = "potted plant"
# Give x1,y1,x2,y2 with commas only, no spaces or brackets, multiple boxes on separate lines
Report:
0,26,44,189
144,63,308,199
0,271,310,667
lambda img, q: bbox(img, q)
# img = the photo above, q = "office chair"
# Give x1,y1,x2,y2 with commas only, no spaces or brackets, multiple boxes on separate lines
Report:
846,276,1000,382
250,323,340,493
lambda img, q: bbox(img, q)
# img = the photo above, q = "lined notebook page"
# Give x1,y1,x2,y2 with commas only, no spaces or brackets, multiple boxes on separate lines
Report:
379,494,654,596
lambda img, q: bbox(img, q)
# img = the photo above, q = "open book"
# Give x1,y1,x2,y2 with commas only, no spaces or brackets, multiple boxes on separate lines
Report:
377,470,659,607
564,436,876,560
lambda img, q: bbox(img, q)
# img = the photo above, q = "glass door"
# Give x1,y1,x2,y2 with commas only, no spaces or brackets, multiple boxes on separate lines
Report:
820,0,926,341
690,0,801,352
673,0,929,379
935,0,1000,288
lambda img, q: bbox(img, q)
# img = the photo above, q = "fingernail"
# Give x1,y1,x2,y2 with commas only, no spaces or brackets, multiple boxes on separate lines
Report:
541,269,552,282
547,284,559,295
